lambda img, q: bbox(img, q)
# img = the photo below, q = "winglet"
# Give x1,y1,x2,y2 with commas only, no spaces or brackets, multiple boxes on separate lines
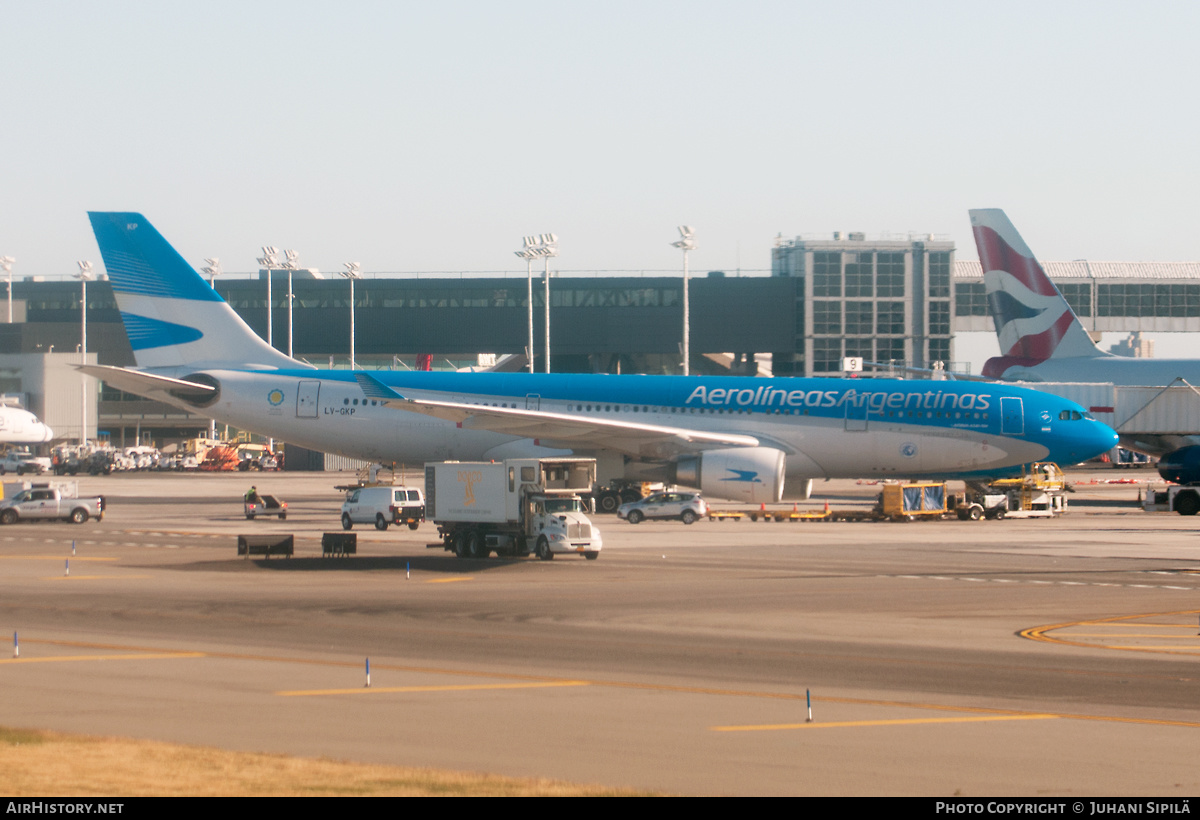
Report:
355,373,406,401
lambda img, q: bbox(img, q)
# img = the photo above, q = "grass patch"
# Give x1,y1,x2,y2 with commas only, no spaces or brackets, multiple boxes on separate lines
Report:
0,727,652,796
0,728,45,746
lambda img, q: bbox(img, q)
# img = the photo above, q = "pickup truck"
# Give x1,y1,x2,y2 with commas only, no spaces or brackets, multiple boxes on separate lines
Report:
0,451,51,475
0,487,105,524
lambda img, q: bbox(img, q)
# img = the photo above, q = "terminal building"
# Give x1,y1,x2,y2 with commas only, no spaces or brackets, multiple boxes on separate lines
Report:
1,233,1199,450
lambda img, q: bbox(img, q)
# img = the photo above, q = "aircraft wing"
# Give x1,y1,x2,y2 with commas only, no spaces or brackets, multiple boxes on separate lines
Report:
356,373,759,459
76,365,217,405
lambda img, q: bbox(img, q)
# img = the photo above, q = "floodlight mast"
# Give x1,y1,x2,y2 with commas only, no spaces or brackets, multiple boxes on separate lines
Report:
283,249,300,358
538,233,558,374
200,257,223,442
75,260,94,445
257,246,280,347
0,257,14,323
201,258,222,288
341,262,362,369
514,238,538,374
671,226,696,376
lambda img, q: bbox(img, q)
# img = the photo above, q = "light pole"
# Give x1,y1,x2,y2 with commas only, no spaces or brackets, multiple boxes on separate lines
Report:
256,246,280,348
201,258,221,288
0,257,14,323
75,261,94,445
671,226,696,376
530,233,558,374
341,262,361,369
283,249,300,358
201,258,222,440
514,239,538,373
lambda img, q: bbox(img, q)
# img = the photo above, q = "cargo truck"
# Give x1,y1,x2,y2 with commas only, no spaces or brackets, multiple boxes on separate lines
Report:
425,458,602,560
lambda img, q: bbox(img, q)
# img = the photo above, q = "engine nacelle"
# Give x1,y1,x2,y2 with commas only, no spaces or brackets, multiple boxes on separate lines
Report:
673,447,786,504
1157,446,1200,485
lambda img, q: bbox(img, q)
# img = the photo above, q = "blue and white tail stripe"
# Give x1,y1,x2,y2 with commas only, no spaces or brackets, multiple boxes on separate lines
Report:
88,212,307,372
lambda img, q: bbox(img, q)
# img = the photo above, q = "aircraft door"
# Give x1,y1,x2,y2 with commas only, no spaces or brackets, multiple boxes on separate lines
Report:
296,381,321,418
1000,397,1024,436
844,399,867,432
526,394,540,411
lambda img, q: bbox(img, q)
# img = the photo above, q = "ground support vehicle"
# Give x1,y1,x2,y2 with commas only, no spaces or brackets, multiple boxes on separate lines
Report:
0,450,51,476
0,486,105,524
954,463,1068,520
617,491,707,524
1143,485,1200,516
340,485,425,531
426,457,602,560
244,494,287,520
880,482,947,522
592,480,662,515
200,446,240,471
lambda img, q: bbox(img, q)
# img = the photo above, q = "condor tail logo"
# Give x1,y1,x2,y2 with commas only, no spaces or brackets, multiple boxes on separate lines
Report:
969,209,1101,378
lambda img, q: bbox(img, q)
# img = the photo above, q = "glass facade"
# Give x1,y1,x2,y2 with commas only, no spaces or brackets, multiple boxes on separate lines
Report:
773,237,955,376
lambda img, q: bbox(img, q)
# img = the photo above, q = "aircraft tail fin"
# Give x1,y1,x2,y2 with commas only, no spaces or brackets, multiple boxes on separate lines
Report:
87,212,307,371
969,209,1103,378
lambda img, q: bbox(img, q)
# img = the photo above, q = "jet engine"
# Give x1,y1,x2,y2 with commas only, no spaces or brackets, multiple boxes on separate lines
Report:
1157,446,1200,485
673,447,786,504
169,373,221,408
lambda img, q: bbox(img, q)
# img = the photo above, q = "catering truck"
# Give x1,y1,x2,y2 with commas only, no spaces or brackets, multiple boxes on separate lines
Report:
425,457,602,560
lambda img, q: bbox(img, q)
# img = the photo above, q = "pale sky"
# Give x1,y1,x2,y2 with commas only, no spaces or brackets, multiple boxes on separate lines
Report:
4,2,1199,297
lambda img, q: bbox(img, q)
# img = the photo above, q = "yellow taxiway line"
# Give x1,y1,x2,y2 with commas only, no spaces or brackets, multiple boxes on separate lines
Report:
1,652,205,664
278,681,589,696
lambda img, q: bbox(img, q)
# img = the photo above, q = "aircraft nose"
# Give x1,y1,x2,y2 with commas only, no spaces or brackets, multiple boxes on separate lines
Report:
41,425,53,442
1078,420,1118,462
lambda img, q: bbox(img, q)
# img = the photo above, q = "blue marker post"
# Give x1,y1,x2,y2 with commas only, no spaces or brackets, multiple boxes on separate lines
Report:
64,558,69,577
13,631,17,658
406,561,410,580
72,540,76,556
365,657,371,688
806,689,813,723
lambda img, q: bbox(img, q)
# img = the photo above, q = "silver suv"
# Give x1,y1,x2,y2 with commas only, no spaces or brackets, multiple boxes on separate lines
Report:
617,491,708,525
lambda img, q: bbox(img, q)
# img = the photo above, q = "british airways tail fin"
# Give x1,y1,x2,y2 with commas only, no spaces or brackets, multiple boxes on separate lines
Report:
969,209,1103,378
88,213,308,371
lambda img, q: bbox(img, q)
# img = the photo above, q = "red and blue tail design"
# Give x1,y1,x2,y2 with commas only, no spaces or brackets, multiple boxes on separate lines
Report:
969,209,1101,378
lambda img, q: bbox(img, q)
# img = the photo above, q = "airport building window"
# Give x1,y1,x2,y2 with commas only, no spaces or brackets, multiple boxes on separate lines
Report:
813,338,842,373
843,339,873,361
877,301,905,335
813,301,841,334
929,252,951,298
876,338,906,363
845,253,874,298
955,282,987,317
1058,283,1092,317
877,253,905,297
844,301,873,335
929,301,951,335
812,252,842,297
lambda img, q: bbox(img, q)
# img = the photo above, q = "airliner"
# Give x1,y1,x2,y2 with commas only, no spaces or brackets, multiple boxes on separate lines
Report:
80,211,1117,504
971,208,1200,475
971,208,1200,386
0,399,53,444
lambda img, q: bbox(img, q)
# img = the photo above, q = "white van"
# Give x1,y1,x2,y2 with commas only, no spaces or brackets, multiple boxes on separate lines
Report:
340,486,426,531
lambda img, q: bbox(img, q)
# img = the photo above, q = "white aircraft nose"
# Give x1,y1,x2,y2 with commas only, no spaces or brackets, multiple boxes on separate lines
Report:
41,424,53,442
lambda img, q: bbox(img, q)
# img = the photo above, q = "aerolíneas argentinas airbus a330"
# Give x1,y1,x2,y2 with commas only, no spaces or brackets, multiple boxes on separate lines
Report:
80,212,1117,503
